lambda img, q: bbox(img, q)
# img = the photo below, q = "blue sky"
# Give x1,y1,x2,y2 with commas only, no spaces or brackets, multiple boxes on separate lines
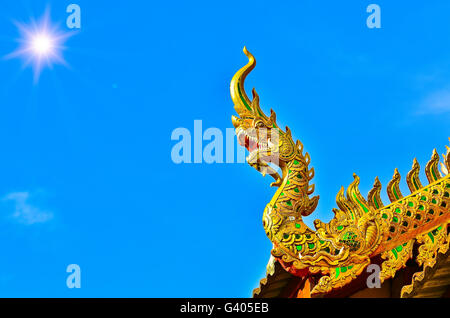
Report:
0,0,449,297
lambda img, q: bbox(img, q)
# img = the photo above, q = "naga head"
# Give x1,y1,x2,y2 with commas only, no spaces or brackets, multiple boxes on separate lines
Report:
230,47,301,184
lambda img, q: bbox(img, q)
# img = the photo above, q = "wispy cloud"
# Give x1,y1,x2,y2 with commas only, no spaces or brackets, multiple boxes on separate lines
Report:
2,192,53,225
417,88,450,115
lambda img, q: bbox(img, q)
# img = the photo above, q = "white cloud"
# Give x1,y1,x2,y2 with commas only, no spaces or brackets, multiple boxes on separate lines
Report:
417,89,450,115
2,191,53,225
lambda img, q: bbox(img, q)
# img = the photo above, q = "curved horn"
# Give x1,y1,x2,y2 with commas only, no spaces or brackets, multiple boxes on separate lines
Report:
230,47,256,117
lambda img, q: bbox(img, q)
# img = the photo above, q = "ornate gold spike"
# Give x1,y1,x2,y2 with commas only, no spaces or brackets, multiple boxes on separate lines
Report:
406,158,423,193
230,47,256,118
447,139,450,167
425,149,442,183
441,162,449,176
269,109,277,124
367,177,384,209
307,184,315,195
336,186,356,221
347,174,370,218
379,240,414,283
387,168,403,203
295,140,304,153
304,152,311,165
442,142,450,175
307,167,315,180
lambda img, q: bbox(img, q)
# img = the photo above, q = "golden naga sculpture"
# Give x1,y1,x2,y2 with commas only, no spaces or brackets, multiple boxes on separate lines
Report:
230,47,450,296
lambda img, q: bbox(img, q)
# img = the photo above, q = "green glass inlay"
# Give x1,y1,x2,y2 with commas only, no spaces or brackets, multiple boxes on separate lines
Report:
393,187,399,200
353,193,369,213
308,243,315,249
337,225,343,231
395,208,401,213
237,83,252,111
286,200,292,206
432,168,437,181
420,196,427,201
335,267,340,278
408,202,414,207
295,223,301,229
297,174,302,179
396,245,403,252
413,177,419,190
391,248,398,260
393,216,398,223
294,160,299,165
432,199,437,204
419,205,424,211
428,232,435,243
296,245,303,251
374,198,379,209
283,234,289,239
382,213,388,219
341,266,348,273
294,188,299,193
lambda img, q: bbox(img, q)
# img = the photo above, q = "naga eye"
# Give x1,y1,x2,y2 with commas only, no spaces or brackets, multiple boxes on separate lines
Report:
255,121,265,128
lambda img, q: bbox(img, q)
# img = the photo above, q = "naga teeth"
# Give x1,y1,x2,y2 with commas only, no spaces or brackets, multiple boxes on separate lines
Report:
240,130,272,151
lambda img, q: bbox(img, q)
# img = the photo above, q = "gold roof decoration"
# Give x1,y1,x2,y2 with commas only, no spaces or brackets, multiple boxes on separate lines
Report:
230,48,450,297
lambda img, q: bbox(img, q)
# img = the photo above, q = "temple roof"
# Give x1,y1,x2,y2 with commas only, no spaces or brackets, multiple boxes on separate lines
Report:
254,224,450,298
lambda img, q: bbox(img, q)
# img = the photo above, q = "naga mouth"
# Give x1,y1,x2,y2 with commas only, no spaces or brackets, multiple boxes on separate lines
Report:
237,129,271,155
236,127,282,184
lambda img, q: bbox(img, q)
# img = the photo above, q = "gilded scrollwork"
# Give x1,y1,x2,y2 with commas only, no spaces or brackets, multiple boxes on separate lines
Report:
379,240,414,283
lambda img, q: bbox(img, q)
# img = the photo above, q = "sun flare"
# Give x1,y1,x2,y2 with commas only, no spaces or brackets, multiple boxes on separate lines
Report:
6,10,73,82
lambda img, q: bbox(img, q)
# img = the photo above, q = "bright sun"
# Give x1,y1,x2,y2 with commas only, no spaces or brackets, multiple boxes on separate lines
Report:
6,10,72,82
31,34,54,56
